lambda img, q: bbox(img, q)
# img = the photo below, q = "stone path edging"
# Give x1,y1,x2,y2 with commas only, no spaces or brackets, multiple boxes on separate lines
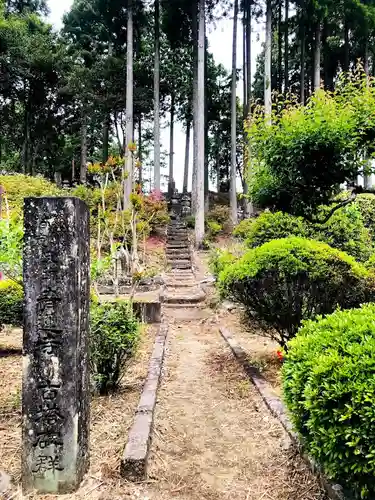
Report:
121,322,168,481
219,326,352,500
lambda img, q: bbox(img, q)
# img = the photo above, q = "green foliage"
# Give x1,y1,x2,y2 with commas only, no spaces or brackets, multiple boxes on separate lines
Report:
218,237,375,346
311,203,373,262
0,280,23,329
234,206,373,262
207,205,230,226
206,220,222,239
242,211,308,248
282,304,375,498
209,249,237,278
355,194,375,239
247,76,375,218
0,217,23,282
90,300,140,395
233,218,254,239
0,174,63,213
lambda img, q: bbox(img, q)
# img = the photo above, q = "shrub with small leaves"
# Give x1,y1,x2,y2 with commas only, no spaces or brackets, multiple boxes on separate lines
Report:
219,237,375,346
90,300,140,394
0,280,23,329
242,211,308,248
233,218,255,239
282,304,375,498
209,249,237,278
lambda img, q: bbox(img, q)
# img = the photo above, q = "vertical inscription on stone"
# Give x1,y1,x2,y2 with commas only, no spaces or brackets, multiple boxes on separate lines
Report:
22,197,90,494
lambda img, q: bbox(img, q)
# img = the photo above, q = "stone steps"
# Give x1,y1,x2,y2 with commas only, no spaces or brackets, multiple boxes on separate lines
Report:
166,253,191,261
167,260,191,269
163,289,206,304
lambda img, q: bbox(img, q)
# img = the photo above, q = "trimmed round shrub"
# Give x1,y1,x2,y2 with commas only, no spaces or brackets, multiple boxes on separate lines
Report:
282,304,375,498
219,237,375,346
355,193,375,239
90,300,140,394
0,280,23,329
241,211,309,247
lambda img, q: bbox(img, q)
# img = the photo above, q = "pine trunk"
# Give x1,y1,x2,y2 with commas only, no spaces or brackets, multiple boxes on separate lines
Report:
192,0,199,215
278,0,283,93
313,21,321,91
138,116,142,184
284,0,289,91
153,0,161,190
183,119,191,193
124,1,134,208
195,0,205,248
230,0,239,226
102,115,109,164
168,92,175,196
300,8,305,104
344,18,349,72
246,0,251,110
264,0,272,122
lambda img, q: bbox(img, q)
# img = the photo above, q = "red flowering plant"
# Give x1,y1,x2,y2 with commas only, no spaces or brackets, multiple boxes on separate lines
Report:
276,349,284,363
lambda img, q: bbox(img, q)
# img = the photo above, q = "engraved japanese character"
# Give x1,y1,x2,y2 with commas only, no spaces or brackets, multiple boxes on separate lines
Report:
32,454,64,474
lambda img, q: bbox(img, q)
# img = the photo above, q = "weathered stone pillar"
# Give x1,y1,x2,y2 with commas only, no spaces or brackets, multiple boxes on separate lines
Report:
22,197,90,494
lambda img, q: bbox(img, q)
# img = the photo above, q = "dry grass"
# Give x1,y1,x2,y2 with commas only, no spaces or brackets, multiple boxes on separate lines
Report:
0,325,157,500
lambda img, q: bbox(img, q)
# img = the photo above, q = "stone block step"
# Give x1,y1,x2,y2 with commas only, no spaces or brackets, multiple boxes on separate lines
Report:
163,302,203,309
166,247,190,254
163,290,205,304
167,234,189,243
166,253,191,261
165,281,196,288
168,261,191,269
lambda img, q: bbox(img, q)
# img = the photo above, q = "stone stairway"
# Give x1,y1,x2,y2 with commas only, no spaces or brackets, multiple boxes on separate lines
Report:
162,220,206,310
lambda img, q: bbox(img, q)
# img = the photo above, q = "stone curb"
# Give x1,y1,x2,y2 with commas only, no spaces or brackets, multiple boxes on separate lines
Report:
120,323,168,481
219,326,352,500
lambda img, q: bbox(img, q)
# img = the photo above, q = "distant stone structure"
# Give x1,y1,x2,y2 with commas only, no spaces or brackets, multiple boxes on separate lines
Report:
22,197,90,494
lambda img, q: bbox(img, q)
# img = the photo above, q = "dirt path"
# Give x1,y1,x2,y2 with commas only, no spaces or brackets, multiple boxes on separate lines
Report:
137,259,326,500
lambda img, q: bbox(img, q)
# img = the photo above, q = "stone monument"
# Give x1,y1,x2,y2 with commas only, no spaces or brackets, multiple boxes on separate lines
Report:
22,197,90,494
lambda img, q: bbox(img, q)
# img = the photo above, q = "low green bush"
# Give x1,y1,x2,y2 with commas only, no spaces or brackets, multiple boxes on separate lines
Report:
206,220,222,239
312,203,373,262
184,215,195,228
209,249,237,278
233,206,373,262
207,205,230,229
283,304,375,499
90,300,140,394
218,237,375,346
355,193,375,239
0,280,23,329
233,218,254,239
244,211,308,248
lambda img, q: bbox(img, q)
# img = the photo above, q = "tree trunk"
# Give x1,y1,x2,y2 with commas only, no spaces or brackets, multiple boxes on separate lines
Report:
243,4,247,114
278,0,283,93
80,110,87,184
246,0,251,111
313,21,321,91
204,30,209,213
192,0,199,215
195,0,205,248
230,0,239,226
102,115,109,164
153,0,161,190
168,92,175,196
183,119,191,193
300,8,305,104
124,1,134,209
344,18,349,72
284,0,289,91
264,0,272,122
138,116,142,184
